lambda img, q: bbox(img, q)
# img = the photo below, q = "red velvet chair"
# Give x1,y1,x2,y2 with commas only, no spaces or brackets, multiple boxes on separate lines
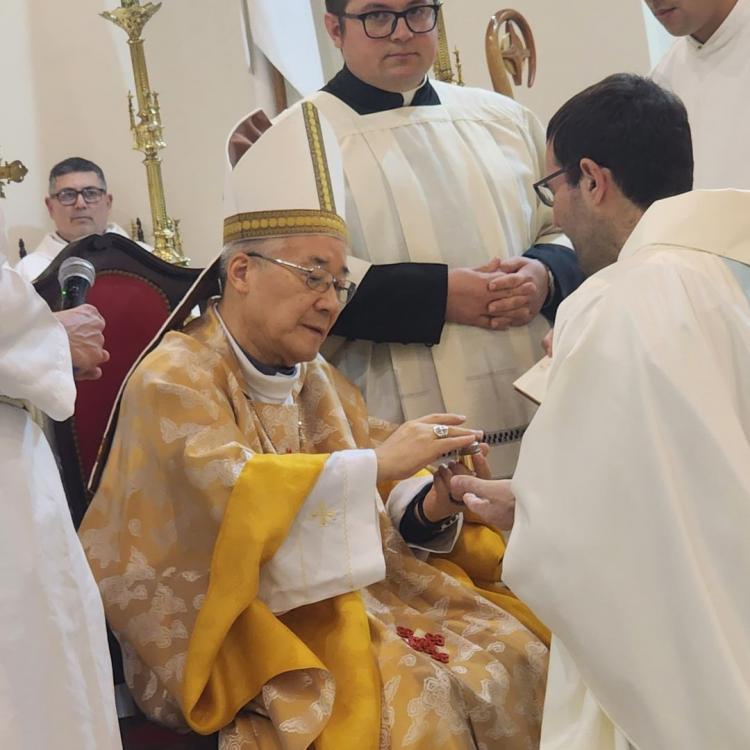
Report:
33,233,201,526
33,233,218,749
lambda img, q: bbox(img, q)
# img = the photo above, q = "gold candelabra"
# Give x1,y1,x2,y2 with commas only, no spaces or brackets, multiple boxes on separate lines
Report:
102,0,187,265
0,156,28,198
434,6,464,86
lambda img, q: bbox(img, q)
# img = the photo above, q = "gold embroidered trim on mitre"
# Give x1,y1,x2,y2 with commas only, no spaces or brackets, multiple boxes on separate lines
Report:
302,101,336,215
223,209,348,245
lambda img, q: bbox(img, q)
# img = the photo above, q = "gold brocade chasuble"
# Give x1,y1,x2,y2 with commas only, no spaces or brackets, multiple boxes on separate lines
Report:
81,309,547,749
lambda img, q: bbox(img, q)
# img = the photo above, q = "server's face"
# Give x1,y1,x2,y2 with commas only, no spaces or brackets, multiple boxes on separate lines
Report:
645,0,737,42
325,0,439,93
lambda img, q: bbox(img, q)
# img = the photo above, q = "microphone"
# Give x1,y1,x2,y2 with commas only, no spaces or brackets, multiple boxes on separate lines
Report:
58,257,96,310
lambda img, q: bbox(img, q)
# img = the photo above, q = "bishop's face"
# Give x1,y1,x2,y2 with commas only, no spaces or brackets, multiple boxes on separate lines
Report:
225,235,350,367
645,0,738,42
325,0,439,93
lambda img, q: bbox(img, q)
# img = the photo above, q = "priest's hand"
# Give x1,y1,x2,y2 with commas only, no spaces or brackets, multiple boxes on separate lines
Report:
449,475,516,530
486,257,549,330
422,448,491,521
56,305,110,381
374,413,482,482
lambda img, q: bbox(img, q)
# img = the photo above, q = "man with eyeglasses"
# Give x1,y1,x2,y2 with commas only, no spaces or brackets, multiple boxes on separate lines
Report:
317,0,584,479
81,102,550,749
229,0,583,479
452,74,750,749
15,156,151,282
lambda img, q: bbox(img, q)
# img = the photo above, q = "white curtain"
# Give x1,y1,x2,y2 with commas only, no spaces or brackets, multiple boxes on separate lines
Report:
244,0,325,96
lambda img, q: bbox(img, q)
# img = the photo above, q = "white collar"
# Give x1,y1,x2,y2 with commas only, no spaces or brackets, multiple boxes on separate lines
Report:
49,222,125,249
214,306,300,405
687,0,748,53
401,77,428,106
618,189,750,262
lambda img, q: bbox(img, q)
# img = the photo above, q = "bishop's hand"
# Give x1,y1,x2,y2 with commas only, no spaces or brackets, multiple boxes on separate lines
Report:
374,413,482,483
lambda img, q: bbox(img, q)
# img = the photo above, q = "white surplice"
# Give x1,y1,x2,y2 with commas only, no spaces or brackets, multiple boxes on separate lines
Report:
504,190,750,750
0,224,121,747
652,0,750,189
303,83,566,476
14,222,152,282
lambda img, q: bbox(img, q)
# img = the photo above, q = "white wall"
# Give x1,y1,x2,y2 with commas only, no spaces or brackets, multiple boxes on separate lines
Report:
0,0,275,268
441,0,653,123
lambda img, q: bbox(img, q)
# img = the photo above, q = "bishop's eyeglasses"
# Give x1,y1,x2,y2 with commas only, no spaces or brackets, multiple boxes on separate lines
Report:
339,4,442,39
50,187,107,206
245,252,357,306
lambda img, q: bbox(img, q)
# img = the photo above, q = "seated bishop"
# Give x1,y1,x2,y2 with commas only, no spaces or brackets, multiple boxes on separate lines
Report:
79,102,549,750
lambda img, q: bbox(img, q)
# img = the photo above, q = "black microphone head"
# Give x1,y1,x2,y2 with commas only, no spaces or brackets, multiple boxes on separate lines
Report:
59,256,96,309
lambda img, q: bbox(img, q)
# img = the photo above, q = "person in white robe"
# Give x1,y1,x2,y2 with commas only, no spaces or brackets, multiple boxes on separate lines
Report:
647,0,750,188
15,156,151,282
230,0,583,478
0,202,121,749
453,74,750,749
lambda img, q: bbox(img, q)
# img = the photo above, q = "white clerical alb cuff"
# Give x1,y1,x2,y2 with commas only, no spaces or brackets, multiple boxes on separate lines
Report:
258,449,386,614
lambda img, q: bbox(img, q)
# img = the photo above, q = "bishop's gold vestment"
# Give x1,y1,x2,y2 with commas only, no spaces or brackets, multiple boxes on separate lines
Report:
81,307,548,749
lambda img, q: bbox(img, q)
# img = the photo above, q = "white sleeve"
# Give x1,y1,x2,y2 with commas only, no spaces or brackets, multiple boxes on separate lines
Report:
258,449,386,614
0,223,75,420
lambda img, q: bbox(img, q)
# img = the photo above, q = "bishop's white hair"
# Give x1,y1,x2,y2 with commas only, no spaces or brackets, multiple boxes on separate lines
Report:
219,236,288,289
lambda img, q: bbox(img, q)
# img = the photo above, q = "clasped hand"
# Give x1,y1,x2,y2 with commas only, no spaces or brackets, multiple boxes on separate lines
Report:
446,257,549,331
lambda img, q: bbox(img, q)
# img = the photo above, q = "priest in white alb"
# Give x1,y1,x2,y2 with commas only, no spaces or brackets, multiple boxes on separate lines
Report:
453,74,750,750
0,203,121,749
80,101,550,750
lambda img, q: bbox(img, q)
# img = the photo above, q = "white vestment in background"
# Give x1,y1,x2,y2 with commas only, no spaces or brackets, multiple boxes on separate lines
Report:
505,190,750,750
0,226,121,748
652,0,750,189
305,82,567,476
15,222,152,282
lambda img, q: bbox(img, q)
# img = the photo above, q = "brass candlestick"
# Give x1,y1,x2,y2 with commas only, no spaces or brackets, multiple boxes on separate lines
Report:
0,156,28,198
102,0,187,265
433,6,464,86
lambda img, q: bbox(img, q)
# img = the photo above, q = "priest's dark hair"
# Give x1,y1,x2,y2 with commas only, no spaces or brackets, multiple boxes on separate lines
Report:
547,74,693,210
325,0,349,13
48,156,107,195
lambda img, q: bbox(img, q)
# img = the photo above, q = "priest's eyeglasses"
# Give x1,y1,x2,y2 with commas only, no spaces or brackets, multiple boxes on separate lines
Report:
340,4,442,39
532,168,568,207
51,187,107,206
246,252,357,306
